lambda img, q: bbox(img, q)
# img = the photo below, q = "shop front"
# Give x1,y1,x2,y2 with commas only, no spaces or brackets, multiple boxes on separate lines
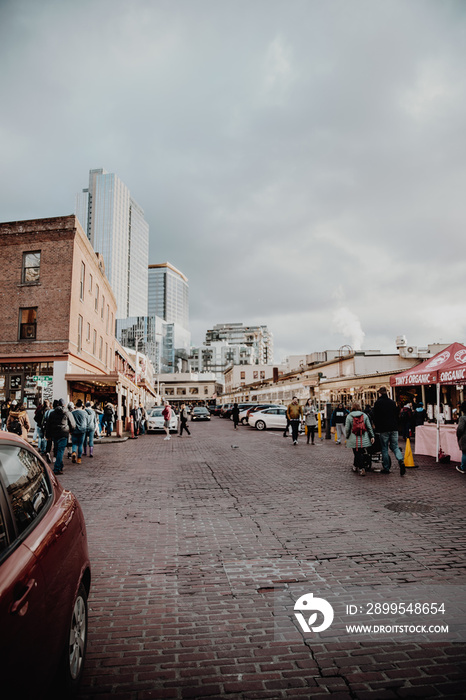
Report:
0,362,54,409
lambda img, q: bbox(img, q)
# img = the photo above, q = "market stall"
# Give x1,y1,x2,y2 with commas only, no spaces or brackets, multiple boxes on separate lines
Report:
390,342,466,462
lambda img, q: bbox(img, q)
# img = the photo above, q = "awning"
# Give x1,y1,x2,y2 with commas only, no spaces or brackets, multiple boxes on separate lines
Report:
389,342,466,387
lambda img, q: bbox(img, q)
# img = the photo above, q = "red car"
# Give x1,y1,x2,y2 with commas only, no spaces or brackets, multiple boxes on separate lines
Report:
0,431,91,698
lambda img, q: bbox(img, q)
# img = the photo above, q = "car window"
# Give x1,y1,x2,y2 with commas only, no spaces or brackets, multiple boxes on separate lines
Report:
150,409,163,417
278,408,287,415
0,446,52,535
0,506,7,553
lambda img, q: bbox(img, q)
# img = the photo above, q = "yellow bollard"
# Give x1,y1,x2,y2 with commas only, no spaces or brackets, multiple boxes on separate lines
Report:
404,438,416,467
318,412,322,439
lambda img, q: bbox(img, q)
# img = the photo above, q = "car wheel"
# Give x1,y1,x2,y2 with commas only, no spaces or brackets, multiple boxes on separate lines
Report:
241,417,248,425
57,583,88,695
255,420,266,431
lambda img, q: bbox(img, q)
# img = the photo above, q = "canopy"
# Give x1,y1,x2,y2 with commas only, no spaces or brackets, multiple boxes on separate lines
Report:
390,342,466,387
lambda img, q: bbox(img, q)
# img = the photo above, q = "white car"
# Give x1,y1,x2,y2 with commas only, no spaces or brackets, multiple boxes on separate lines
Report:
248,406,289,431
146,407,179,433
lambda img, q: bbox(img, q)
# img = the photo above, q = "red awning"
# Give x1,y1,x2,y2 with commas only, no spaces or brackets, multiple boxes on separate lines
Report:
390,342,466,387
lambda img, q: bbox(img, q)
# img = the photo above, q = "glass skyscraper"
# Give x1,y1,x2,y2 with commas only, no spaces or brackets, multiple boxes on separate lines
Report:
148,263,189,331
76,168,149,320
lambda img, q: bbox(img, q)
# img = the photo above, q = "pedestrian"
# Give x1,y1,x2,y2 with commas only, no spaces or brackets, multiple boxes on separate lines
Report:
372,386,406,476
45,398,76,475
42,399,54,462
6,402,31,439
94,402,104,436
34,400,48,454
331,403,348,444
139,404,147,435
162,401,172,440
179,403,191,437
1,398,11,431
456,401,466,475
130,405,140,435
414,401,427,430
103,402,115,436
399,403,413,440
71,399,89,464
83,401,96,457
303,399,318,445
286,397,303,445
345,401,375,476
232,403,240,430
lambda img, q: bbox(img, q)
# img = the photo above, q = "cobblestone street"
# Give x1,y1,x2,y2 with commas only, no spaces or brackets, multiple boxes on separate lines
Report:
59,418,466,700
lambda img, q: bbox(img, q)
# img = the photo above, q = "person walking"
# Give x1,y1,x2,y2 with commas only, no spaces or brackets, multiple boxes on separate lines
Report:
7,402,31,440
331,403,348,444
372,386,406,476
103,402,115,436
1,398,11,431
286,397,303,445
71,400,89,464
139,404,147,435
399,403,413,440
303,399,318,445
34,400,48,454
456,401,466,475
179,403,191,437
45,399,76,475
83,401,97,457
345,401,375,476
94,402,104,436
42,400,54,463
232,403,240,430
163,401,172,440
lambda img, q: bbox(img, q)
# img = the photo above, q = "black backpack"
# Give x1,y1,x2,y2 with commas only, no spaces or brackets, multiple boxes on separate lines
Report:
8,419,23,436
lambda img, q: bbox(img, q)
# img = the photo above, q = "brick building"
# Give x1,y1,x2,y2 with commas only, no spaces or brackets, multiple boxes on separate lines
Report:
0,215,153,428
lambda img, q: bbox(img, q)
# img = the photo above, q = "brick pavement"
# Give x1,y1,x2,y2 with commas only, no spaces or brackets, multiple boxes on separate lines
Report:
58,418,466,699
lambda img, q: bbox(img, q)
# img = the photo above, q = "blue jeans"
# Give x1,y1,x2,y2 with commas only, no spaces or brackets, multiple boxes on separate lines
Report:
71,431,85,459
37,426,47,453
53,437,68,470
379,431,403,471
461,451,466,471
105,420,113,436
84,429,94,451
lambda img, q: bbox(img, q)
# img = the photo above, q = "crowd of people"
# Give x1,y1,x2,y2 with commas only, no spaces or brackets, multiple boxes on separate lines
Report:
2,392,466,478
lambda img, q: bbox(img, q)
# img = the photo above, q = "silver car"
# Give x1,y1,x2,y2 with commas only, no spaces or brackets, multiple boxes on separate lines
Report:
146,407,179,433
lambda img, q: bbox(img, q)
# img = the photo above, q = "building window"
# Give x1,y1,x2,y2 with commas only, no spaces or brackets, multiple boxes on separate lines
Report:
99,336,103,360
105,343,108,367
19,308,37,340
89,273,93,292
95,284,99,312
80,262,85,301
260,371,265,379
93,330,97,355
253,371,258,380
106,305,109,334
240,371,246,380
22,251,41,284
77,315,83,353
101,295,105,319
86,322,91,342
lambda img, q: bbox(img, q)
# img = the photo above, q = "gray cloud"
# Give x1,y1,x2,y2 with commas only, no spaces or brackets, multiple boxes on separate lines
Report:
1,0,465,361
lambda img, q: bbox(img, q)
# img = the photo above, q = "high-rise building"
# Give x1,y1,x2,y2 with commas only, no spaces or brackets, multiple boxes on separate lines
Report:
76,168,149,320
148,263,189,331
205,323,273,364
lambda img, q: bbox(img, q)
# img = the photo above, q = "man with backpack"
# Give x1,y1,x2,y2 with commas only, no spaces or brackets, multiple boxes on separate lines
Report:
345,401,375,476
162,401,172,441
103,402,115,437
372,386,406,476
45,398,76,475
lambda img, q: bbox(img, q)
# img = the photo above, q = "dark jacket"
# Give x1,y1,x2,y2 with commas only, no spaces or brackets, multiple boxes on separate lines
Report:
331,407,348,425
457,416,466,452
46,406,76,440
372,394,399,433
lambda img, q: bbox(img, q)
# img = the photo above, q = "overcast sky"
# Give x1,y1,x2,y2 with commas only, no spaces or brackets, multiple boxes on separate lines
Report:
1,0,465,362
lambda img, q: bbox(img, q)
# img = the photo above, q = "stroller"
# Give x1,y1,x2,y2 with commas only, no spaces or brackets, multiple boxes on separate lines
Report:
363,433,391,471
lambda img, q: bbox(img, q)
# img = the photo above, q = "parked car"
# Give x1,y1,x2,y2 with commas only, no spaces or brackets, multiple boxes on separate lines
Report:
191,406,211,421
207,404,221,416
146,407,179,432
241,403,282,425
219,403,235,418
248,406,290,431
0,431,91,698
227,403,258,420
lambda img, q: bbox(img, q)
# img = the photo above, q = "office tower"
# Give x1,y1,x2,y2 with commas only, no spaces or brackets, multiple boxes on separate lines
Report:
148,263,189,331
76,168,149,319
